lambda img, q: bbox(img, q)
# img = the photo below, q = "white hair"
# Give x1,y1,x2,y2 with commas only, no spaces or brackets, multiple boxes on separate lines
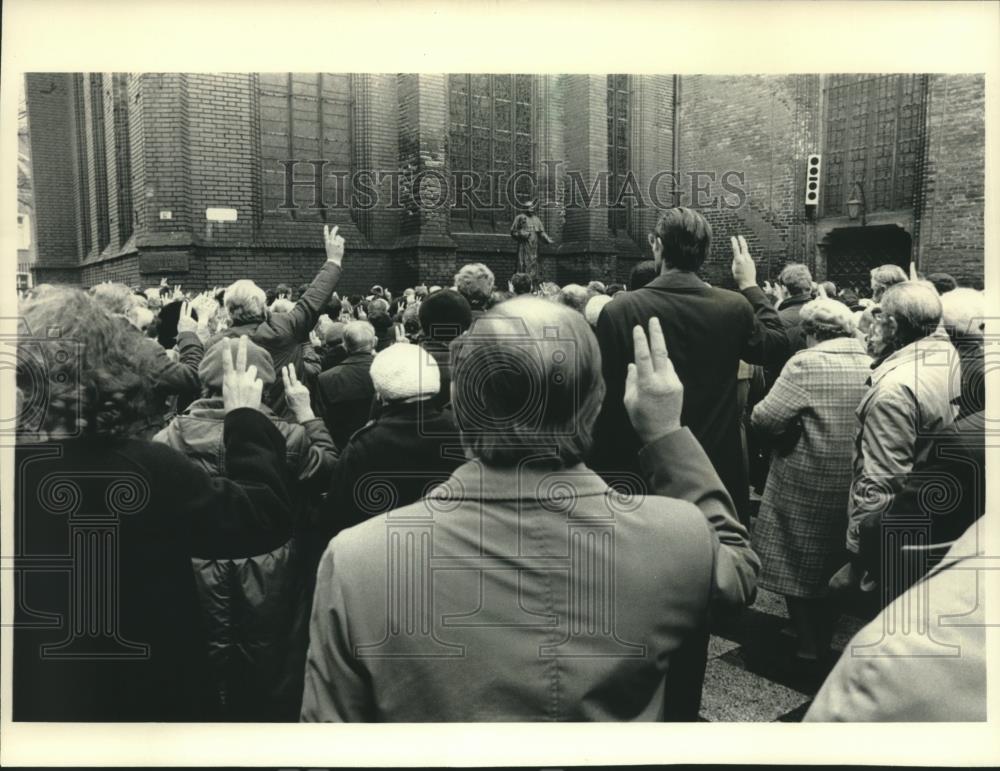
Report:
556,284,589,314
940,288,985,339
224,280,267,324
880,280,942,339
453,263,495,306
126,304,155,332
799,298,856,340
584,293,614,327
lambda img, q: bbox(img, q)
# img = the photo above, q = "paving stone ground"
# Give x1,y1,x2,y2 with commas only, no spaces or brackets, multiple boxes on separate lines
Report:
699,587,871,722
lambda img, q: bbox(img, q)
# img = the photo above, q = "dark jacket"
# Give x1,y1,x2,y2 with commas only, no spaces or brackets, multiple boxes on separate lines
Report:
419,338,454,408
591,270,789,520
776,292,812,353
316,352,376,449
765,291,812,385
324,401,464,539
13,409,291,721
152,397,337,720
319,342,348,372
207,262,342,418
118,317,205,436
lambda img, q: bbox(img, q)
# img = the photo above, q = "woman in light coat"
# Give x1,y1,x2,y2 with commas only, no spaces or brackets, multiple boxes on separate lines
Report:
751,298,871,661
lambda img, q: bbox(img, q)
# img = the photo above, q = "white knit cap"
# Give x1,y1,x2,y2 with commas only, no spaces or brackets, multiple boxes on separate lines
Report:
370,342,441,402
584,294,614,327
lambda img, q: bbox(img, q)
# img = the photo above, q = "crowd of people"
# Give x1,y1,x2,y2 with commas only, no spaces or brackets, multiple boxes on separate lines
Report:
13,210,986,722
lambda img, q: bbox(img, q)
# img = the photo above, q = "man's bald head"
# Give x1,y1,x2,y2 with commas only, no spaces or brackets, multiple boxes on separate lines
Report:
343,321,376,354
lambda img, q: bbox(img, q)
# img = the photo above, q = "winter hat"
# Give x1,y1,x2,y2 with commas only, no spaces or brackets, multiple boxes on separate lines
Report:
199,337,277,391
418,289,472,341
370,342,440,403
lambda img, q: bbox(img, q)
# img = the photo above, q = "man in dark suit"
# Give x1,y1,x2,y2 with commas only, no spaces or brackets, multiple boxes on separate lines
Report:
761,261,815,390
323,343,464,540
590,208,787,721
316,320,377,449
591,207,789,522
774,262,814,354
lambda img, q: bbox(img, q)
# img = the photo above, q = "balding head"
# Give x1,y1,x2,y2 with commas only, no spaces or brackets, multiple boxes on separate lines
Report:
879,281,943,344
450,296,604,468
940,288,985,340
343,320,376,354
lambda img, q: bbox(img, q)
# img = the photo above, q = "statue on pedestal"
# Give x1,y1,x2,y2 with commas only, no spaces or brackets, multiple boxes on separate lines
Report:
510,201,553,288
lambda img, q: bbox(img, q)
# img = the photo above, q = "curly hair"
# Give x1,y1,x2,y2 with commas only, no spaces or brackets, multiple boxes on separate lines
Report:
18,286,163,439
91,282,143,316
453,263,495,308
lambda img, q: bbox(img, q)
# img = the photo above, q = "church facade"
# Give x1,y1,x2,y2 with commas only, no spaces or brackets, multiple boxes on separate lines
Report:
25,73,984,293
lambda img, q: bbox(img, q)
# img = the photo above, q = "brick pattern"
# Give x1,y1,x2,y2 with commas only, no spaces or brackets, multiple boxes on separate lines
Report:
24,74,79,270
918,74,985,288
678,75,822,288
27,73,984,293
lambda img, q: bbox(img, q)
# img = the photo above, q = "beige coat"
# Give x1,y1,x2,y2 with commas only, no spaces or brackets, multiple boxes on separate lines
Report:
301,428,759,721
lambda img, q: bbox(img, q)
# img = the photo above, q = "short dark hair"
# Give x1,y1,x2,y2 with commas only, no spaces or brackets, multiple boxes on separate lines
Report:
324,295,343,319
652,207,712,271
418,288,472,341
368,309,393,335
629,260,658,290
510,273,533,295
838,288,860,308
927,272,958,295
450,297,605,468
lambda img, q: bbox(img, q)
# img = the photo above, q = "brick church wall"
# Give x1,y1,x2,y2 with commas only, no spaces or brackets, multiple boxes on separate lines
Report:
26,72,985,294
677,74,822,288
918,74,985,289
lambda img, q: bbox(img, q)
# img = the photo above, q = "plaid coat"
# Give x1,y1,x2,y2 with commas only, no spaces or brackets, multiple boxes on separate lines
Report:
750,337,872,597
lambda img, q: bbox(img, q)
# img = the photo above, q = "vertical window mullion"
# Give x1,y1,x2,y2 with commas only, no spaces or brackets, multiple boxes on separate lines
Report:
489,75,496,232
509,81,516,224
466,75,474,231
286,74,295,220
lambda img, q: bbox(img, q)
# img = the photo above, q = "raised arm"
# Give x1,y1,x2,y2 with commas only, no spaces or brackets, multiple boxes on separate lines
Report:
277,225,345,342
626,318,760,608
146,300,205,398
178,336,294,558
281,363,340,489
730,235,790,367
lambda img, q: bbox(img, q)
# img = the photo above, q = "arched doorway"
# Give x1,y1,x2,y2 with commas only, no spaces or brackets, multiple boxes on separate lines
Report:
821,225,912,298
